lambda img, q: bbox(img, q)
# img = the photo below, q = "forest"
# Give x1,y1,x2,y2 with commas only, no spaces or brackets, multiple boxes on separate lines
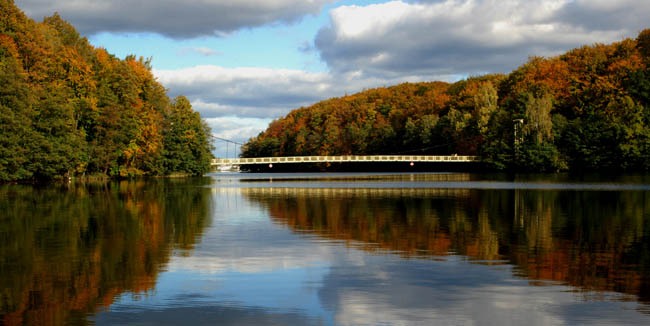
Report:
0,0,213,182
243,29,650,172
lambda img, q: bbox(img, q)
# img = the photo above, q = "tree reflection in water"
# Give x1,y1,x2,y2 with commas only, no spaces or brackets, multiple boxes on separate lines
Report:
242,186,650,308
0,178,213,325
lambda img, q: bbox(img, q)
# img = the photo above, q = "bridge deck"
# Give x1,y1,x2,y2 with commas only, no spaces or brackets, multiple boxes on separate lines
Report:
212,155,478,166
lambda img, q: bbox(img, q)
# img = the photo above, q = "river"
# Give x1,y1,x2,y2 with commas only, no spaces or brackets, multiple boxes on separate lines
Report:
1,173,649,325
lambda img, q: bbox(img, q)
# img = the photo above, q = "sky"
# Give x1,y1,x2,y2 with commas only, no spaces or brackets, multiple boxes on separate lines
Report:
15,0,650,157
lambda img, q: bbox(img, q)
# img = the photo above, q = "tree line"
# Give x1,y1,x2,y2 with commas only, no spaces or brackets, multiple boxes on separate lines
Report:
243,29,650,172
0,0,213,181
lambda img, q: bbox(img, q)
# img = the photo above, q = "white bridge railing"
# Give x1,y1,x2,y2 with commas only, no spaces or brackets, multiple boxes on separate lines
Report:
212,155,478,166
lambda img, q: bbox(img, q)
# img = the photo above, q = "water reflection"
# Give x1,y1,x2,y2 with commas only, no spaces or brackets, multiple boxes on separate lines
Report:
0,179,213,325
241,186,650,308
3,174,650,325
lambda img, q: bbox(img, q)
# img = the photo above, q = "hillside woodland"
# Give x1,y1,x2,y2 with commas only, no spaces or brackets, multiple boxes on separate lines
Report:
0,0,213,181
243,30,650,171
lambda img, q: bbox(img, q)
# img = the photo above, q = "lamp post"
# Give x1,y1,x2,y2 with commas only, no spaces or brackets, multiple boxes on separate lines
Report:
513,118,524,162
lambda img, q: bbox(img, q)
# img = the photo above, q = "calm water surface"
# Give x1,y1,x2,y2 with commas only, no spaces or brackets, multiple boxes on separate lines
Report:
1,173,650,325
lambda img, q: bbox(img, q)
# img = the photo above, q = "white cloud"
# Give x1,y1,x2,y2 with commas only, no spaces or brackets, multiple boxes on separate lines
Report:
315,0,649,78
330,286,569,326
154,66,334,150
573,0,637,11
317,256,645,326
154,65,452,148
16,0,335,38
177,47,221,57
168,187,344,273
154,65,452,117
154,66,334,118
206,116,272,157
205,116,272,147
137,0,650,149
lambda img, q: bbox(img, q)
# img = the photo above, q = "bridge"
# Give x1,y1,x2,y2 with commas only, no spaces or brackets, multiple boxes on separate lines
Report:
211,155,478,169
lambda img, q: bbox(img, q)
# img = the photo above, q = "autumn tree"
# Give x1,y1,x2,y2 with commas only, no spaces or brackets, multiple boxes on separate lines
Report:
241,29,650,172
0,1,214,181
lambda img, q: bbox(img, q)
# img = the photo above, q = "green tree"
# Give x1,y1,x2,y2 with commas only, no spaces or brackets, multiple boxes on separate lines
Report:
0,36,35,180
523,92,554,144
163,96,214,175
473,81,498,136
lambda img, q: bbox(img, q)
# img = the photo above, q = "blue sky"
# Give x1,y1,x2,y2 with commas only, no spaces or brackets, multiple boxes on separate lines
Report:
15,0,650,157
85,0,382,72
86,6,332,72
